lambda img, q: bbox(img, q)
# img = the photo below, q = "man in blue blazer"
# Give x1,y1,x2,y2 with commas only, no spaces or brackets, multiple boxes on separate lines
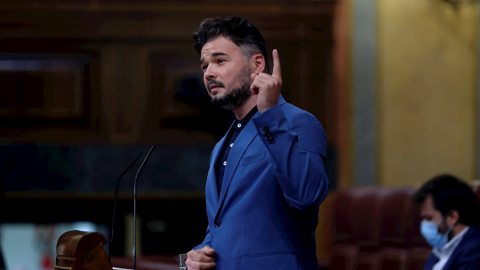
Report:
414,174,480,270
185,16,329,270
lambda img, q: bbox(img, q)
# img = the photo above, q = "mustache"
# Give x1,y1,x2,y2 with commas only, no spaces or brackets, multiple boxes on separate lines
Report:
207,79,225,89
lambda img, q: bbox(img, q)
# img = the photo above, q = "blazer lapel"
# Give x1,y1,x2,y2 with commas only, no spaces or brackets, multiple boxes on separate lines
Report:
208,124,233,209
215,118,259,218
441,227,476,269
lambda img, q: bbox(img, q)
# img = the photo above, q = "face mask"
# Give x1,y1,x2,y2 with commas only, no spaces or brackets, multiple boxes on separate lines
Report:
420,219,452,249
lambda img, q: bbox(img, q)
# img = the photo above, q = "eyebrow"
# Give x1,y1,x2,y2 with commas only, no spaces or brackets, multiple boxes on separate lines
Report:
200,52,229,65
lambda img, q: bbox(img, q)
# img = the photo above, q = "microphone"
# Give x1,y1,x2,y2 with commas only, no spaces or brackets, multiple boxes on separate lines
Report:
133,145,155,270
109,152,144,262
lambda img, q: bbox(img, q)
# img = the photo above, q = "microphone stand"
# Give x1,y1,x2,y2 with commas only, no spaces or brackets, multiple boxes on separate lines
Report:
133,145,155,270
109,152,144,262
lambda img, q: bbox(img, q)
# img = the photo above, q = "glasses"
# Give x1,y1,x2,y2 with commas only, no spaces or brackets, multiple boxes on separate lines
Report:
179,253,188,270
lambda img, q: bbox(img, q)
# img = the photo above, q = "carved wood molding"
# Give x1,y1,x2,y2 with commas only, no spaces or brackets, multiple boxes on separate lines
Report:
0,1,336,14
0,0,337,144
0,1,336,41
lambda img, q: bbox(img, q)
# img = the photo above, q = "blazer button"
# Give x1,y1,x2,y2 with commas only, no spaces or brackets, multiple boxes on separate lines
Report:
214,221,221,227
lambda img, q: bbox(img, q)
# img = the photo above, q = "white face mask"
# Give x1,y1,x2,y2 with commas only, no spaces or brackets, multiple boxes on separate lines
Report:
420,218,453,249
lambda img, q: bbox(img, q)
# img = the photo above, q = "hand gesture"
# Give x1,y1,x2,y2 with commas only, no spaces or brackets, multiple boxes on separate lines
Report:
250,49,282,113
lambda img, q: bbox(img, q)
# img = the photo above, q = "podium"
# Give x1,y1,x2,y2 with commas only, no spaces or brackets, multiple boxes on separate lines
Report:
54,230,181,270
54,230,112,270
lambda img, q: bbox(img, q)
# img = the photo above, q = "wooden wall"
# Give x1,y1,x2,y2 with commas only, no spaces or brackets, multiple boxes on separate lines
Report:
0,0,337,145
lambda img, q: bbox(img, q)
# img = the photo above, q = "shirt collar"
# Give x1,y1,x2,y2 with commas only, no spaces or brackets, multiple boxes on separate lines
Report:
433,226,470,258
234,106,258,127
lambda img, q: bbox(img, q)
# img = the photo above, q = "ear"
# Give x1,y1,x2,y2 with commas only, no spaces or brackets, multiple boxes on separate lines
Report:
447,209,460,225
250,54,265,74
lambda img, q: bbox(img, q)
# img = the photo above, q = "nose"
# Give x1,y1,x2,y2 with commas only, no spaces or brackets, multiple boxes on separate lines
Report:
204,65,216,80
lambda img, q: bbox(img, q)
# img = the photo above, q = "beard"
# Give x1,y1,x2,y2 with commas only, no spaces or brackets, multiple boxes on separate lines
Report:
209,66,252,111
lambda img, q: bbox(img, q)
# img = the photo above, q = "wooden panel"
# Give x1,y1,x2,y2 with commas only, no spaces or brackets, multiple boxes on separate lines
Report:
0,53,101,138
0,0,337,146
99,45,150,143
0,1,335,40
0,55,87,119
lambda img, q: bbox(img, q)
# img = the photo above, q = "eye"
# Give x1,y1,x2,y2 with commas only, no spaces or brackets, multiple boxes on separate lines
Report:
217,59,225,64
423,215,433,221
201,64,208,71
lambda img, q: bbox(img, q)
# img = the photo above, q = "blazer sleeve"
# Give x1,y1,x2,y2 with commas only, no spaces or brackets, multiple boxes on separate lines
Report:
193,226,212,250
252,103,329,210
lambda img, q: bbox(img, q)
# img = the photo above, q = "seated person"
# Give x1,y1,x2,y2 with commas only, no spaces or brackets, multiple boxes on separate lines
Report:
414,174,480,270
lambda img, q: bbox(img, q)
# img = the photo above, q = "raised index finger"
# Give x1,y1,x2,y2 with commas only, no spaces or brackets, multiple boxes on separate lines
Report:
272,49,282,79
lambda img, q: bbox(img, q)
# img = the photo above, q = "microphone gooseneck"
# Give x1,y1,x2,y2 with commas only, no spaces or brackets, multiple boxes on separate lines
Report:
133,145,155,270
109,152,144,262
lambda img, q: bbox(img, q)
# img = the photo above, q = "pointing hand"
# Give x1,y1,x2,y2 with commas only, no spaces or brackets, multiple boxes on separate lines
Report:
250,49,282,113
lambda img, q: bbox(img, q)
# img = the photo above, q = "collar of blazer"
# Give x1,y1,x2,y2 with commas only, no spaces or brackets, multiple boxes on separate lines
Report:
209,94,286,217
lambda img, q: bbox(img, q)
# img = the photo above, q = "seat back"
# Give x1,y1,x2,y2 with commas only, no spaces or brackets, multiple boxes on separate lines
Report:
379,187,416,270
329,188,365,270
353,187,395,270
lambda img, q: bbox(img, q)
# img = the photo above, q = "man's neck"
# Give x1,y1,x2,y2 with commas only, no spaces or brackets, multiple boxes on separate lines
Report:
233,96,257,121
451,223,467,238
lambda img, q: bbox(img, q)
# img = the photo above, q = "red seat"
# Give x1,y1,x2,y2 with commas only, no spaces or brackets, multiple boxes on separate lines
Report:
330,244,358,270
327,186,436,270
329,188,363,270
332,189,359,245
353,187,394,270
352,187,387,249
406,248,431,270
379,187,415,270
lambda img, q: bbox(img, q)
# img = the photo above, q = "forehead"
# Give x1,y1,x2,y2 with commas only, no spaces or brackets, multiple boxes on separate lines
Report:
200,36,242,59
421,195,435,210
420,195,441,216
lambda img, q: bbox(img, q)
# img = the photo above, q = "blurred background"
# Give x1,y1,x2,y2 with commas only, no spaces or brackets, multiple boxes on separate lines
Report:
0,0,479,269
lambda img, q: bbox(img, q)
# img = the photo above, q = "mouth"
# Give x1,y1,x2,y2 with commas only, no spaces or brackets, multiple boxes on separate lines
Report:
209,84,221,92
207,81,224,95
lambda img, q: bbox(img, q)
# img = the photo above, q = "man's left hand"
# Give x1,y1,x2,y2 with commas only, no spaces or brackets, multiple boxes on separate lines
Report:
251,49,282,113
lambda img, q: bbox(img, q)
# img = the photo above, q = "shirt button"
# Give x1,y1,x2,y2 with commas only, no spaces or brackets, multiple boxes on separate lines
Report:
215,221,221,227
237,123,242,128
230,143,234,148
223,161,227,166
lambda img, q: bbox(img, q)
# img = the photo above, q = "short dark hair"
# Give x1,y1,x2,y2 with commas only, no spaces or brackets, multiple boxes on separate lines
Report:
193,16,270,73
414,174,480,228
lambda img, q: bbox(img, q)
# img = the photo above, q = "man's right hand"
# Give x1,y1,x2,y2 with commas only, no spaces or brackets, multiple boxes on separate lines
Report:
186,246,216,270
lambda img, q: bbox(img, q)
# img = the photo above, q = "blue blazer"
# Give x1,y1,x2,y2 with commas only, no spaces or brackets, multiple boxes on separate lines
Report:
423,226,480,270
194,96,329,270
